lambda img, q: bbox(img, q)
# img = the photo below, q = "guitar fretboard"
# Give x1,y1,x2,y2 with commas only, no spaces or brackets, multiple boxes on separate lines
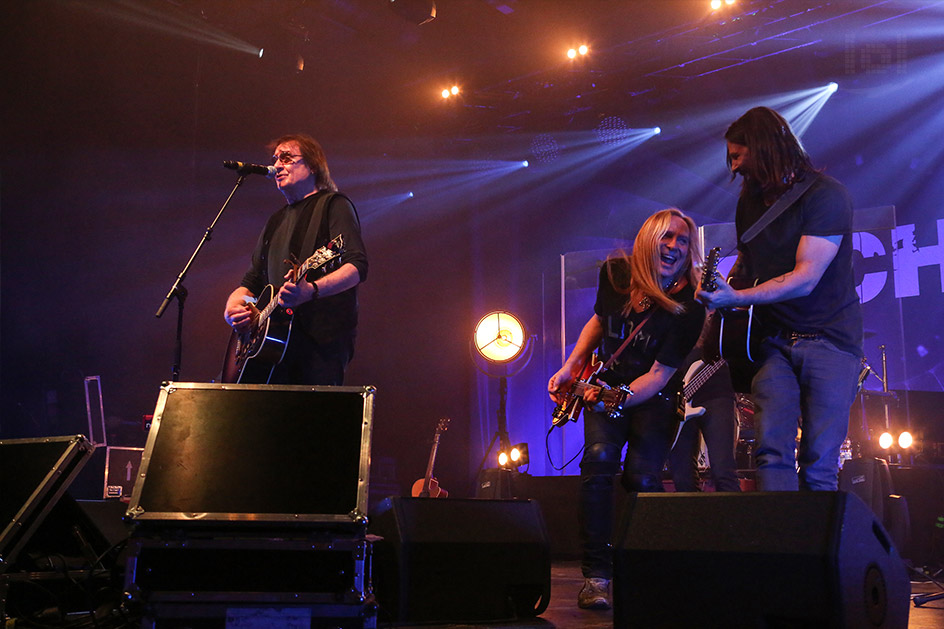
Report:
682,359,726,400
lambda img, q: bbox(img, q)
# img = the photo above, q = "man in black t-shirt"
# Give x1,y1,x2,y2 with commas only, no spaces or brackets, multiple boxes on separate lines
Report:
696,107,862,492
549,208,705,610
224,134,368,385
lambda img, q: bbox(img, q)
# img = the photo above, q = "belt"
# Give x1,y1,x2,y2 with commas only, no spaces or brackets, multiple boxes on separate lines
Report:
773,329,822,342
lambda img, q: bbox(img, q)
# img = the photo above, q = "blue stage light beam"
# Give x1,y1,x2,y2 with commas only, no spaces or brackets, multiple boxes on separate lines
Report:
355,191,417,221
778,82,840,137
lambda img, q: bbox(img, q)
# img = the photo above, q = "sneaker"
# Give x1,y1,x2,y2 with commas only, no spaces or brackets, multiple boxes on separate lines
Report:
578,577,611,610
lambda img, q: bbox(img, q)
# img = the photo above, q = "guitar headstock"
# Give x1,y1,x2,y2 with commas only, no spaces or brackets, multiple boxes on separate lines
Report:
435,417,450,434
301,235,345,281
702,247,722,292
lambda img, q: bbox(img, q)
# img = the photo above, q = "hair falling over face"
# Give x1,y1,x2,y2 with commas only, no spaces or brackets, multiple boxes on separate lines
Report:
609,208,703,316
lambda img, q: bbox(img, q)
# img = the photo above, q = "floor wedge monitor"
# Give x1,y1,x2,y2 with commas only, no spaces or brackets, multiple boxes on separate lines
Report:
613,491,909,629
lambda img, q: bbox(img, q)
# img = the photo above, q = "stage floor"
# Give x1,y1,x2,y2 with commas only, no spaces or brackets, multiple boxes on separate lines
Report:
390,560,944,629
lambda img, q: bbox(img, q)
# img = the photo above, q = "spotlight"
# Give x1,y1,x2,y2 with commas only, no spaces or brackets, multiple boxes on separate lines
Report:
450,85,459,95
653,126,662,135
441,88,450,99
498,443,530,469
725,0,736,4
521,160,529,168
567,48,577,59
473,311,528,364
578,44,589,56
511,443,529,466
408,191,414,198
879,432,894,449
471,311,534,499
827,82,838,93
898,431,913,449
258,48,264,59
711,0,721,9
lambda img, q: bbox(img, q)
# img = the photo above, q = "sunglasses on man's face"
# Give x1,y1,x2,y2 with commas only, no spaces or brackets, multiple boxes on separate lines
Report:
271,151,302,165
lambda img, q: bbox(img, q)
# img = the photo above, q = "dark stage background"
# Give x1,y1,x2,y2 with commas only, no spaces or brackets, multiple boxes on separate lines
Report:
2,1,943,495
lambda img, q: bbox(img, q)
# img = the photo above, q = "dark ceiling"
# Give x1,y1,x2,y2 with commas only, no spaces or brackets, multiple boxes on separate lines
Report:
7,0,932,148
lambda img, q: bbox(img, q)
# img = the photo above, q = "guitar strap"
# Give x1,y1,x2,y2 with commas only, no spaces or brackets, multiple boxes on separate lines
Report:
601,311,654,371
290,191,336,269
740,174,818,244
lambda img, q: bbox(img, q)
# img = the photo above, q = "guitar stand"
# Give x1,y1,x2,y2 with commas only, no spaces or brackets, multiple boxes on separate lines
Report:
155,173,248,381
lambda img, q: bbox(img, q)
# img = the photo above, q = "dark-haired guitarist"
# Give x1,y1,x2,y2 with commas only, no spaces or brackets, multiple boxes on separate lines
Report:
696,107,862,492
224,134,368,385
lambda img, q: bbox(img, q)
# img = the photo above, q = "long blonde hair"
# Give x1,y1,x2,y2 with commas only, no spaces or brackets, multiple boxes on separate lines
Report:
608,208,702,315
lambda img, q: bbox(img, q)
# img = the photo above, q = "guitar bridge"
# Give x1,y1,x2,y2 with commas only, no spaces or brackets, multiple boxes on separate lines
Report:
606,384,634,418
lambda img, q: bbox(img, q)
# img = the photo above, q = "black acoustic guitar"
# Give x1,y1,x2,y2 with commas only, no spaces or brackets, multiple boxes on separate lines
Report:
221,235,344,384
701,247,762,392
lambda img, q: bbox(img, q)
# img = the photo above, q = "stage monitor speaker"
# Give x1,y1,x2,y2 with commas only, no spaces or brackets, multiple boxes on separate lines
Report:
127,383,374,528
614,491,910,629
369,497,551,623
1,435,95,572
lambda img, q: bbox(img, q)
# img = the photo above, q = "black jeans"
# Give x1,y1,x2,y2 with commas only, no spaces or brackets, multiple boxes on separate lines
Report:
579,396,676,579
668,392,741,492
269,331,354,386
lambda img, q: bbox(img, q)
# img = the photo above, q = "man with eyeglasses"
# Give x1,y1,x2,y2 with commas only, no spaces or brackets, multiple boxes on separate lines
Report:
224,134,368,385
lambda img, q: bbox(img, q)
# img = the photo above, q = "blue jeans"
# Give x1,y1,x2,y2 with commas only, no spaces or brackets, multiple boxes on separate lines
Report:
752,336,861,491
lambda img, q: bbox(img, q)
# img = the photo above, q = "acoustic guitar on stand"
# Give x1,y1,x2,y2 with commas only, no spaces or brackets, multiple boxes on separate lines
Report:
412,418,450,498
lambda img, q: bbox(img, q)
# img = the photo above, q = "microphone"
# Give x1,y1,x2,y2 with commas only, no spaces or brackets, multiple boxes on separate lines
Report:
222,160,276,178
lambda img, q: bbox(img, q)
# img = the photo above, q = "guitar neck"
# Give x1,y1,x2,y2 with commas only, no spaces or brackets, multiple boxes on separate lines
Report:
571,379,624,405
251,291,281,331
683,359,725,399
423,435,441,490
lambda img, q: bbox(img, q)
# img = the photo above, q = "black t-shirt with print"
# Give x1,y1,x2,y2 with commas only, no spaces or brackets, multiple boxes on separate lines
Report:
592,258,705,389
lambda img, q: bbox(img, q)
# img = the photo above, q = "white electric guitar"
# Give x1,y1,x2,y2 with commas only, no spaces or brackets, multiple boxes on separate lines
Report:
670,357,727,449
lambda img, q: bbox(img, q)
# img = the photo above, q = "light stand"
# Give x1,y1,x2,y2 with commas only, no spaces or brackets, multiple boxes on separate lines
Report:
471,311,533,499
473,375,512,496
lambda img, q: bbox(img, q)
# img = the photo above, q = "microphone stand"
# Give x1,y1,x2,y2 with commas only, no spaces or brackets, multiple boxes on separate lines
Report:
155,174,248,381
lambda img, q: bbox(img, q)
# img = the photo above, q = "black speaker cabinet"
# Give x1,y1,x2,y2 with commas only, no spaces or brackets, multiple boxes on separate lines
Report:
613,491,910,628
840,457,910,553
840,457,894,522
369,497,551,623
0,435,95,572
127,382,375,527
